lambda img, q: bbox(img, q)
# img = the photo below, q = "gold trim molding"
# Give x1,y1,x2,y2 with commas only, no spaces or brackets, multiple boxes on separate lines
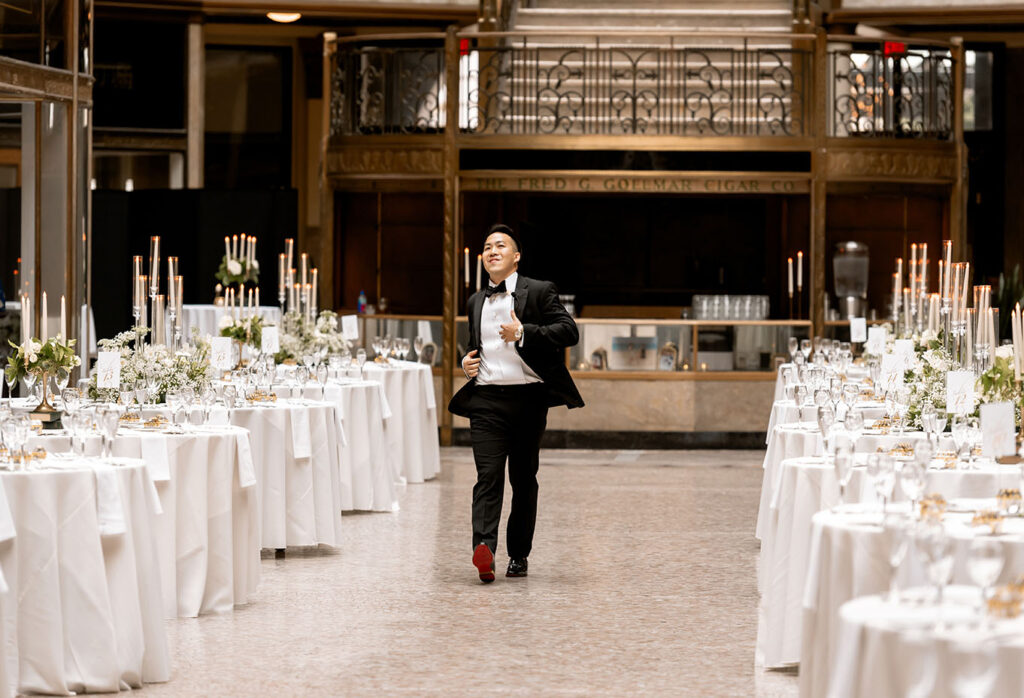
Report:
328,145,443,177
826,146,958,183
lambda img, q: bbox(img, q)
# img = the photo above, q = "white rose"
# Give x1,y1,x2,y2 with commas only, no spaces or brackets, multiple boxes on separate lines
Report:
996,344,1014,360
227,259,242,276
250,259,259,270
218,314,235,330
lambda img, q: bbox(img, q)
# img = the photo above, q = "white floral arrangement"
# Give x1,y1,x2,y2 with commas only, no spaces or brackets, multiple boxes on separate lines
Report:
88,328,216,403
275,310,350,363
902,335,957,429
216,255,259,286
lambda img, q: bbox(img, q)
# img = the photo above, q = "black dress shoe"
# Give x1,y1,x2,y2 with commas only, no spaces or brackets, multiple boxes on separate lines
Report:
506,558,528,577
473,543,495,583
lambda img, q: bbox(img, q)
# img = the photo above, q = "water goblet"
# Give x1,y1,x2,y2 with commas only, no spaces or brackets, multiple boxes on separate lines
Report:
794,384,808,408
800,338,812,362
316,363,329,387
899,459,927,516
413,336,424,361
61,388,81,416
96,406,120,458
843,383,860,411
844,410,864,453
788,336,799,362
199,387,217,425
917,518,955,607
883,512,909,602
832,439,854,511
295,366,309,398
967,537,1004,625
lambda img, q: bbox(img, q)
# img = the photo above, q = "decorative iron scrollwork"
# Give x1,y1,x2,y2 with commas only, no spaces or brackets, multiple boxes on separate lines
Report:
829,48,953,139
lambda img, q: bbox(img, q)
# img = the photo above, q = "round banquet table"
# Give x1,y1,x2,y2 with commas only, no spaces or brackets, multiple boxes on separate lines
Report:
758,423,950,542
361,361,441,484
278,381,397,512
757,456,1019,668
31,425,260,618
799,502,1024,697
765,399,887,444
828,587,1024,698
0,457,169,696
214,400,344,549
178,304,282,338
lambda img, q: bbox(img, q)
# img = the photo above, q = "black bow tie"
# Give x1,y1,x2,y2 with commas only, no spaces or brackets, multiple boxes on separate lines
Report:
484,280,507,298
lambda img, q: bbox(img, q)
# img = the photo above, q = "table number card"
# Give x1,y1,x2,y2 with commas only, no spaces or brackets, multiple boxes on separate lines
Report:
866,327,887,355
341,314,359,341
946,370,976,416
981,402,1016,458
879,353,904,393
211,337,233,370
261,326,280,354
893,339,915,370
850,318,867,343
417,320,434,345
96,351,121,389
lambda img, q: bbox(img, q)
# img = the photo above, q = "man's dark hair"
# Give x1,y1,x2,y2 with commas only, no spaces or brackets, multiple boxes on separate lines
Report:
485,223,521,254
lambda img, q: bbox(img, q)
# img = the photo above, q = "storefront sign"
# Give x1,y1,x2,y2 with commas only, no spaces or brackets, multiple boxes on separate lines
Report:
461,173,810,194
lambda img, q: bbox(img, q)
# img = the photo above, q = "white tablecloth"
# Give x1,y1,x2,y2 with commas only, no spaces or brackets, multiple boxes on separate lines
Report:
362,361,440,484
0,459,169,695
765,400,887,443
757,457,1019,668
34,426,260,618
179,304,282,338
282,382,397,512
220,401,344,549
800,503,1024,697
830,587,1024,698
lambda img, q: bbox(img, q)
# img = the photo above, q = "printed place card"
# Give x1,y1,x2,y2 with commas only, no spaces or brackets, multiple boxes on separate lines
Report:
341,314,359,341
211,337,234,370
866,327,887,355
893,339,915,370
261,326,280,354
850,318,867,343
96,351,121,389
879,353,904,393
981,402,1016,458
417,320,434,345
946,370,976,416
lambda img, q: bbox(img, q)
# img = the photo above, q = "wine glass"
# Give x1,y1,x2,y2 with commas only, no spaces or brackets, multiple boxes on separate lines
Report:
883,512,909,602
413,335,424,361
96,405,120,458
69,411,91,457
813,387,830,408
894,388,911,434
794,384,808,408
812,335,823,357
146,371,160,404
868,359,881,397
3,371,15,408
844,410,864,452
356,349,367,378
966,417,982,467
61,388,81,416
316,363,329,387
51,368,71,401
833,439,854,511
899,459,927,515
372,336,382,359
200,387,217,425
967,537,1004,624
800,338,812,362
866,453,894,514
917,518,955,606
817,404,836,460
400,338,411,361
180,387,195,427
843,383,860,412
295,365,309,397
952,414,970,465
7,414,31,466
788,337,799,362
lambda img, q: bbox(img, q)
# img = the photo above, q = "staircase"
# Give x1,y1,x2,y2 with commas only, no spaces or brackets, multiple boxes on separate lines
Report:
471,0,804,136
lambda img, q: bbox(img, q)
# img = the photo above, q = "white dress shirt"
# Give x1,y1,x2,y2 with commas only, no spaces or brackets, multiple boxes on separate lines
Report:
475,272,542,386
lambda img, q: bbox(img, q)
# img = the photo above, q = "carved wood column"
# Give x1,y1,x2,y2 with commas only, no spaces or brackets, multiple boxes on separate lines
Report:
441,27,460,446
950,38,967,259
811,29,827,335
320,34,337,309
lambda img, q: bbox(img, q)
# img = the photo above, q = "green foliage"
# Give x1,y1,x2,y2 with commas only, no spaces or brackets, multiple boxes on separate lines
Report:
5,337,80,384
219,315,263,348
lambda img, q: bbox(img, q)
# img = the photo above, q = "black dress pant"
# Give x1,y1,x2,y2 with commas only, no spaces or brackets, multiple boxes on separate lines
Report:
469,383,548,559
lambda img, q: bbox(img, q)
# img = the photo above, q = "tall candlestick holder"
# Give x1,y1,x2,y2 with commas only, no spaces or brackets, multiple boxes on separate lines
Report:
788,292,794,320
796,288,803,320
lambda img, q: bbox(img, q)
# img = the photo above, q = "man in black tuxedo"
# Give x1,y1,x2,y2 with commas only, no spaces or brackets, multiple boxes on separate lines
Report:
448,223,584,583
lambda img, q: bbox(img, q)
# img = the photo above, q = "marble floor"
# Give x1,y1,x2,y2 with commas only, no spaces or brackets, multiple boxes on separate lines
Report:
144,448,797,697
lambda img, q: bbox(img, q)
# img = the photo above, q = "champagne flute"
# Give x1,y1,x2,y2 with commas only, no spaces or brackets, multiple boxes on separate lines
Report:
817,405,836,462
833,439,854,511
356,349,367,378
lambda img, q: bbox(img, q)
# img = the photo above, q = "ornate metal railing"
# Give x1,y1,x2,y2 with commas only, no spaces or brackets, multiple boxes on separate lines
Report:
463,41,810,136
330,43,445,136
829,44,954,139
327,33,957,141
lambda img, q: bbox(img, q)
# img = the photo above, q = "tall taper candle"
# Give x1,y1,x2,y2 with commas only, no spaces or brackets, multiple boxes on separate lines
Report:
278,254,286,296
149,236,160,297
464,247,470,287
797,251,803,290
300,253,308,288
310,269,318,316
255,287,260,313
23,295,30,342
41,291,48,340
60,295,66,342
476,255,482,292
285,238,294,274
224,236,231,260
787,257,793,296
943,240,953,298
910,244,917,297
921,243,928,292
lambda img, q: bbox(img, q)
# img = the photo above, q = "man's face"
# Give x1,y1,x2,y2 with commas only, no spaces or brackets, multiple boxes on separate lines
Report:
482,232,520,279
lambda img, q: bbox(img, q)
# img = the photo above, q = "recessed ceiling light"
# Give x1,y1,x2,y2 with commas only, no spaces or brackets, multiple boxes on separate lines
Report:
267,12,301,23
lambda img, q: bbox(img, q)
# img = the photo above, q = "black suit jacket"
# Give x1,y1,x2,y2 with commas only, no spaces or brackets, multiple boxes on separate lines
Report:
448,275,584,418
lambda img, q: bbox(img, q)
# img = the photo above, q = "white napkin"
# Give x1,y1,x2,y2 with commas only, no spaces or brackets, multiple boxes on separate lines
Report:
420,365,436,410
139,433,170,482
235,432,257,488
291,406,312,459
84,461,127,537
